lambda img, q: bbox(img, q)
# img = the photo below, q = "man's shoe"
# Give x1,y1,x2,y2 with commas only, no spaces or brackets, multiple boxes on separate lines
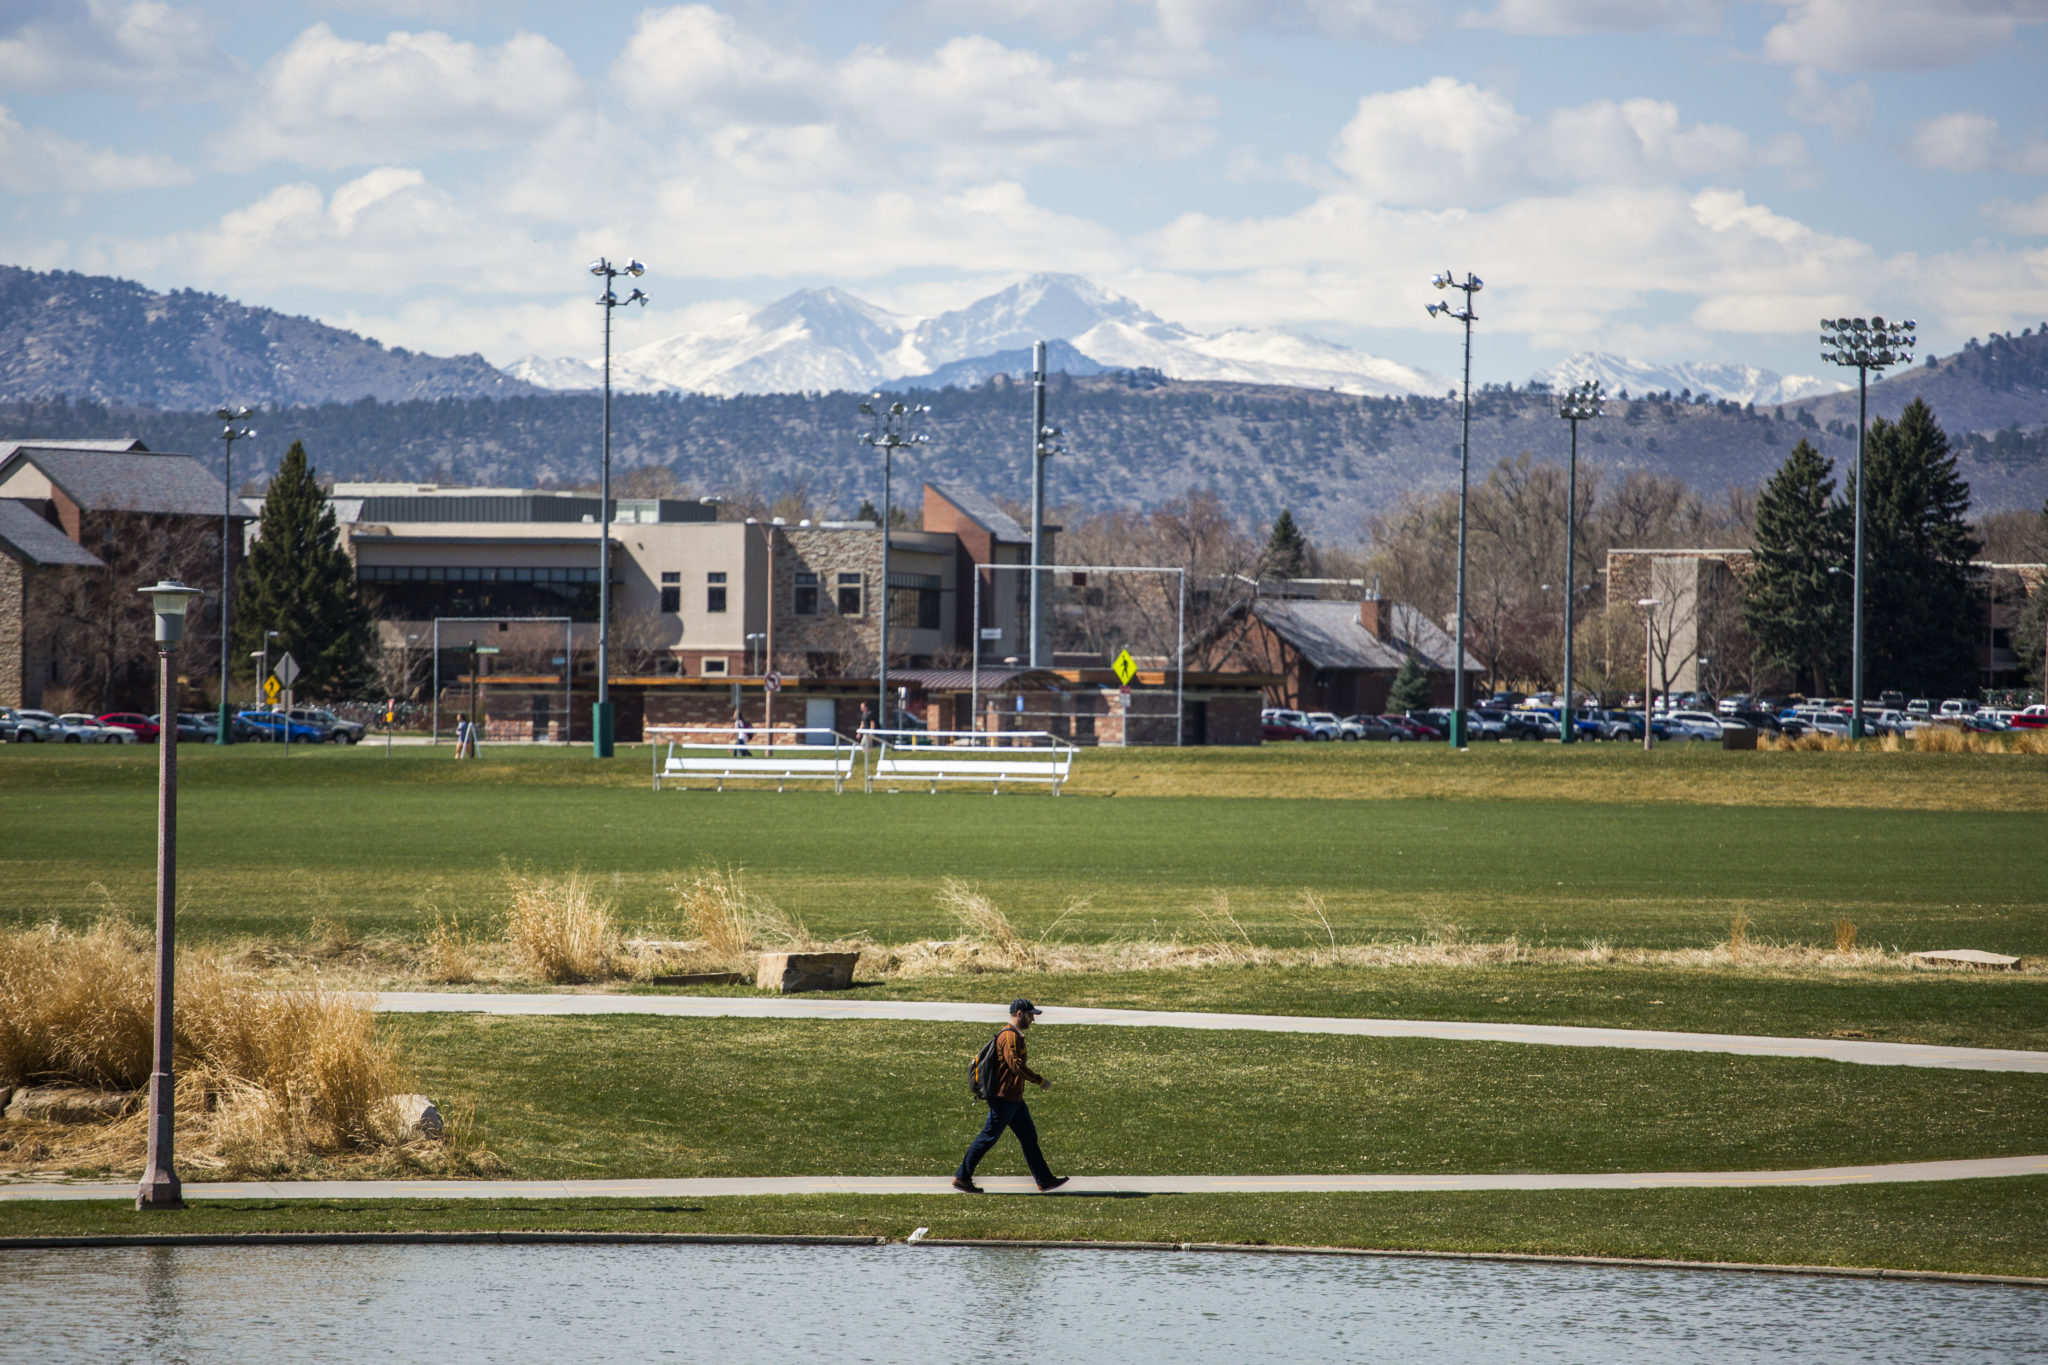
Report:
951,1177,983,1194
1037,1176,1070,1193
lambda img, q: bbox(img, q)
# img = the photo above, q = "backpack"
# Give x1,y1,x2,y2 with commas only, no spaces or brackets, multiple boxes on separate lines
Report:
968,1027,1010,1102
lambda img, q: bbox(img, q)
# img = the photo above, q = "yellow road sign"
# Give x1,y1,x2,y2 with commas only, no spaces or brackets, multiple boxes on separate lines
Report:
1112,648,1138,686
263,675,281,702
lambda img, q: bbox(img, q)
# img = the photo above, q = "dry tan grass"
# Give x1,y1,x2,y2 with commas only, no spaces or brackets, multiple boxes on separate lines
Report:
937,878,1039,970
421,913,477,985
668,865,814,972
503,869,620,983
0,922,496,1179
1727,909,1753,960
1834,917,1859,953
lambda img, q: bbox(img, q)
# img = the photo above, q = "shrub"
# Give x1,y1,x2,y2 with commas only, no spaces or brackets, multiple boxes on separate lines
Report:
669,865,812,972
503,870,620,983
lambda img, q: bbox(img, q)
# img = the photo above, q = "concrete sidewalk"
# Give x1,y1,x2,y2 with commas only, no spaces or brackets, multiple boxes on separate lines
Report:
5,1154,2044,1203
374,992,2048,1073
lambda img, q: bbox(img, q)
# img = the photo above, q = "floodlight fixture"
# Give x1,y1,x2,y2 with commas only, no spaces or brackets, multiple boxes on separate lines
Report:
859,394,933,723
588,255,650,757
1820,313,1917,738
1424,268,1483,747
1554,379,1604,737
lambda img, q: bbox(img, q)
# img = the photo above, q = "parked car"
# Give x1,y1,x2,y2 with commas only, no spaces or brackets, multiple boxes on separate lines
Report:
1938,699,1978,717
286,706,366,744
2009,706,2047,730
1260,708,1317,742
1422,708,1504,740
7,709,61,741
1906,698,1933,716
1961,713,2010,734
1501,710,1560,741
97,711,160,743
1300,711,1343,741
237,710,327,744
1384,713,1444,741
1343,714,1408,741
51,713,124,743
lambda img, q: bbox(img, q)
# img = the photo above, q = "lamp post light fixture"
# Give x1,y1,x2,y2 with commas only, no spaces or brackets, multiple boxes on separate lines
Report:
588,257,648,757
137,579,203,1211
858,396,931,731
1820,315,1915,739
1636,597,1662,754
213,407,253,745
1428,270,1483,748
1027,341,1066,669
1556,380,1603,742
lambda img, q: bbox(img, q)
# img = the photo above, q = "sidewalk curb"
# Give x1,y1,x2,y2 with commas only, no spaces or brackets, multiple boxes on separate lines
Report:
0,1232,887,1250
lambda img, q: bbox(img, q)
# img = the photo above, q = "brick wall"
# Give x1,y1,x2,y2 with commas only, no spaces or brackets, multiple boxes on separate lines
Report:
772,527,881,676
0,554,23,708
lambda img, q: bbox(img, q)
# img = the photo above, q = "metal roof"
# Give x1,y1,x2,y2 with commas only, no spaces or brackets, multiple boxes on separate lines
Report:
927,483,1028,543
889,667,1064,691
1252,600,1483,675
1,446,227,517
0,499,104,567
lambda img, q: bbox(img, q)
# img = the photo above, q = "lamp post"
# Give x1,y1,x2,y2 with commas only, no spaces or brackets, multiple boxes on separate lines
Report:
1557,380,1603,742
1027,341,1065,669
137,579,203,1211
1637,597,1662,753
858,397,930,732
1428,270,1483,748
213,408,253,745
588,257,648,757
1819,316,1915,738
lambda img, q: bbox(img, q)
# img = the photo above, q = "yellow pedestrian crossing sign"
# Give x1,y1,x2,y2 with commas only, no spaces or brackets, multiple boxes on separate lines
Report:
1112,648,1138,686
263,675,281,703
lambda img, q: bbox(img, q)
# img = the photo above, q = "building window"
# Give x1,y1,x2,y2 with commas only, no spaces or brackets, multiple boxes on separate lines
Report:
707,571,727,614
660,571,681,614
701,657,728,677
917,588,940,630
836,572,863,616
794,571,819,616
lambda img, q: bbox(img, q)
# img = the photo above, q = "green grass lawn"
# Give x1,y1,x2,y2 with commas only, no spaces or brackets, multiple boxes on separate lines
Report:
392,1016,2048,1182
3,1179,2042,1277
3,745,2042,957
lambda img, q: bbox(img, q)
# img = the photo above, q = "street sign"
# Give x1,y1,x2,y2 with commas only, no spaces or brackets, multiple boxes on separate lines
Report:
263,675,281,703
979,627,1003,641
764,671,783,693
473,646,501,656
1112,648,1138,686
273,652,300,687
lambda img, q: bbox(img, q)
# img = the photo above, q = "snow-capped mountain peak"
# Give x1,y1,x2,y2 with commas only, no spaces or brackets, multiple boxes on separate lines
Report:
911,272,1164,367
1533,352,1847,406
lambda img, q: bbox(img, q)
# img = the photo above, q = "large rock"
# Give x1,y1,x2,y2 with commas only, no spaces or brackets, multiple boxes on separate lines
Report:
389,1093,445,1139
756,951,861,994
3,1086,135,1123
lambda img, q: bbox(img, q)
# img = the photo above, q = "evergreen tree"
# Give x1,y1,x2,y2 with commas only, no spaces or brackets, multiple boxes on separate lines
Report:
235,441,377,699
1387,649,1433,714
1264,509,1309,578
1744,440,1850,695
1853,399,1981,696
855,498,880,524
2011,497,2048,695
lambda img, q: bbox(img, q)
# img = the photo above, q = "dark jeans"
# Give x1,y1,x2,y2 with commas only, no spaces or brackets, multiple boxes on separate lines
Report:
956,1097,1053,1186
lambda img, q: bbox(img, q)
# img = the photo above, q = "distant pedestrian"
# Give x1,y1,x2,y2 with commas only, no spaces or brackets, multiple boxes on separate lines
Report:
954,999,1068,1194
454,712,479,758
731,710,754,757
857,701,872,736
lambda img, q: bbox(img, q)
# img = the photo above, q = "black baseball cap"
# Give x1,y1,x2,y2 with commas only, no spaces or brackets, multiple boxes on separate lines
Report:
1009,999,1042,1015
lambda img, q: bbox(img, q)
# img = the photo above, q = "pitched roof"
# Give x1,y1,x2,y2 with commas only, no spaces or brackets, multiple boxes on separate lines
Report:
0,499,103,567
0,438,150,462
1252,599,1483,675
926,483,1028,543
1,446,227,517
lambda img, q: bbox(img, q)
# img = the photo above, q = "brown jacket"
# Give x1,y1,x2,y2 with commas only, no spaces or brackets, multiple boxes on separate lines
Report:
992,1025,1044,1101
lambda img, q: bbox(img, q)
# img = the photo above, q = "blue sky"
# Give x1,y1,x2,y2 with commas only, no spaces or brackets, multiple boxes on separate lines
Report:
3,0,2046,386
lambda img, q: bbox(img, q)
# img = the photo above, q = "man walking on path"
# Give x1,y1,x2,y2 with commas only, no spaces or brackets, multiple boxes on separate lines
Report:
954,1000,1068,1194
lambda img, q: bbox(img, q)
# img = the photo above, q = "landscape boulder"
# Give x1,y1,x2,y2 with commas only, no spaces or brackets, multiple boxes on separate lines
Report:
1909,949,2020,971
756,951,861,994
389,1093,445,1140
3,1086,135,1124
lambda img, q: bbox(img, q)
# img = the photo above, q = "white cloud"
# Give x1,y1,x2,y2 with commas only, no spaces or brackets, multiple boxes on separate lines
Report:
1906,111,2048,175
0,104,188,192
612,6,1209,173
1761,0,2048,72
1460,0,1723,34
1331,79,1776,205
1784,67,1871,138
0,0,226,92
1148,0,1429,44
217,23,583,168
1989,193,2048,234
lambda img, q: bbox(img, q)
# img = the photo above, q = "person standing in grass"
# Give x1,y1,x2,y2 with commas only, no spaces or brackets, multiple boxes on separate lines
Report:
954,999,1069,1194
731,709,754,758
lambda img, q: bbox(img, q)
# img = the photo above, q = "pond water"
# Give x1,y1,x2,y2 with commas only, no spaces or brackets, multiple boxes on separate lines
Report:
2,1243,2042,1364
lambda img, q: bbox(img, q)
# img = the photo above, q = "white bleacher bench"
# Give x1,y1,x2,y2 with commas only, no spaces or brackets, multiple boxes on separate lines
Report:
649,726,857,793
863,730,1077,795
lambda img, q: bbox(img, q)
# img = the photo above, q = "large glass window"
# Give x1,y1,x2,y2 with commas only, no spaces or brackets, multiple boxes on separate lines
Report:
660,571,681,614
836,573,863,616
707,571,728,614
793,571,819,616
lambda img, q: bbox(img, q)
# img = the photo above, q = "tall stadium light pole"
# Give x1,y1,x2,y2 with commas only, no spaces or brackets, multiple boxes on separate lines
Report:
588,258,647,757
1027,341,1065,669
1820,316,1915,740
137,579,203,1211
1428,270,1483,748
1556,380,1604,743
1636,597,1662,754
859,397,930,730
213,407,253,744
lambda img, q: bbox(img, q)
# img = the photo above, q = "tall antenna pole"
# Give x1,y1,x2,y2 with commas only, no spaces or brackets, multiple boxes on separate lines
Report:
1428,271,1483,749
1029,341,1048,668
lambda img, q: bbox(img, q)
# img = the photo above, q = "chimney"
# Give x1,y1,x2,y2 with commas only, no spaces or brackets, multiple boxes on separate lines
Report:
1359,599,1385,639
